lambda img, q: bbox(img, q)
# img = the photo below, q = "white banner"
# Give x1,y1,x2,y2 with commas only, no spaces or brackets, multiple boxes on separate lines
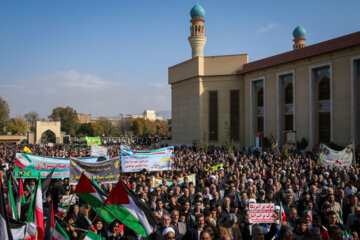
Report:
152,174,196,187
121,147,174,172
319,142,355,168
249,203,274,223
90,145,108,157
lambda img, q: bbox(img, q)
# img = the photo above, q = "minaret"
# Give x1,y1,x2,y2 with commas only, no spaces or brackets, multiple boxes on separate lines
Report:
293,25,306,50
188,3,207,58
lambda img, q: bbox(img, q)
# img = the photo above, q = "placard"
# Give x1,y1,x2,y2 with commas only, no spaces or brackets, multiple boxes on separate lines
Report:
249,203,275,223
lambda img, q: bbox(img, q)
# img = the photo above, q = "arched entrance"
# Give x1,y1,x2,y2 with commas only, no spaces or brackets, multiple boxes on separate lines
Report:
35,121,61,144
41,130,56,143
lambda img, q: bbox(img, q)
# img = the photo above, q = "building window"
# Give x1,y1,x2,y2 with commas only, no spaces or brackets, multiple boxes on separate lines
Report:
284,83,293,104
318,76,330,101
209,91,218,141
230,90,240,141
257,87,264,107
257,116,264,132
284,114,293,131
319,112,330,143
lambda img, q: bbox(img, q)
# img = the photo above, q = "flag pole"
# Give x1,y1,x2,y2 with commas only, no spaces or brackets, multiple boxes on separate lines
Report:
84,202,106,235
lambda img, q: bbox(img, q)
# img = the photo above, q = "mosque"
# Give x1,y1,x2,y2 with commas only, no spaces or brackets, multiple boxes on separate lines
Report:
168,3,360,149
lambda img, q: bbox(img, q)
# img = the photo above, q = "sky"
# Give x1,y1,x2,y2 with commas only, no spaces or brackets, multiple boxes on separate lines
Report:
0,0,359,119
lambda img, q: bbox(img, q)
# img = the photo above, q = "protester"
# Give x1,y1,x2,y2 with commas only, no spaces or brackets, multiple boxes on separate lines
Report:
0,142,359,240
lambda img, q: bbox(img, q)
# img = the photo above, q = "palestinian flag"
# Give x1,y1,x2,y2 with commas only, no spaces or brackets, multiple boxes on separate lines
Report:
51,221,70,240
103,179,158,237
26,177,44,240
42,168,55,195
74,172,117,223
57,205,67,215
8,176,18,220
279,203,286,223
84,229,105,240
1,179,34,240
9,218,34,240
15,153,31,169
0,180,12,240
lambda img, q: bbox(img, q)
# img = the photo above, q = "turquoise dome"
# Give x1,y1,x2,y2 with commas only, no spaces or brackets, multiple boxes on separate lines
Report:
293,25,306,38
190,4,205,18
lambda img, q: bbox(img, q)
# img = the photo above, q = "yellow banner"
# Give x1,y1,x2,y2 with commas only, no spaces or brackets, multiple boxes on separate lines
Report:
23,146,32,154
206,163,223,172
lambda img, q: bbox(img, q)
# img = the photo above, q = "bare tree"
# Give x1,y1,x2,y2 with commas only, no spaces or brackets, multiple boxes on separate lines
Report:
24,111,39,131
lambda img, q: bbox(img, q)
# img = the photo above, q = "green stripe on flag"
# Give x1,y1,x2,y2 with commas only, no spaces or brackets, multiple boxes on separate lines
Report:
104,204,147,237
8,176,18,220
52,221,70,240
85,229,105,240
76,193,116,223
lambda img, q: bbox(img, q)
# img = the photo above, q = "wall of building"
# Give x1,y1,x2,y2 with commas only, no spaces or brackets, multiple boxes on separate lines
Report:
199,74,244,145
77,114,91,124
243,46,360,148
171,77,201,144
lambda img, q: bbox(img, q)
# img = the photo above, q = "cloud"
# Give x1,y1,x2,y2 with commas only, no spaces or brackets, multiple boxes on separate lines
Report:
0,70,171,118
256,22,278,33
58,70,110,90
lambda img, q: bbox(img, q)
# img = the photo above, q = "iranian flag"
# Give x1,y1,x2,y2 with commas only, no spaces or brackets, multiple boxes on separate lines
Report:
51,222,70,240
305,208,312,223
15,153,31,168
26,177,44,240
279,203,287,223
84,229,105,240
8,176,18,220
74,172,117,223
103,179,158,237
57,205,67,215
50,203,55,234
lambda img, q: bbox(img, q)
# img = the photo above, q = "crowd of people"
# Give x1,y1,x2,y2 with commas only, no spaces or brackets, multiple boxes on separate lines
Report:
0,143,360,240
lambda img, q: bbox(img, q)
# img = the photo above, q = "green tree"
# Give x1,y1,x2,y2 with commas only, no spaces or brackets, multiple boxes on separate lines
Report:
24,111,39,131
91,122,104,136
76,123,95,137
0,96,10,132
156,120,169,136
48,106,79,136
8,117,27,134
131,118,145,136
96,117,114,136
143,119,156,137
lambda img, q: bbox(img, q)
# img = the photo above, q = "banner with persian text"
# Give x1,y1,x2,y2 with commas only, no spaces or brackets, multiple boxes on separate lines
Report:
121,147,174,172
86,136,101,146
69,157,121,185
152,174,196,187
14,153,109,178
249,203,275,223
90,145,108,157
319,142,355,168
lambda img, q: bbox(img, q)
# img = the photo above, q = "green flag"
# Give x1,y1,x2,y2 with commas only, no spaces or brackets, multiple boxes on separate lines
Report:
8,176,18,220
